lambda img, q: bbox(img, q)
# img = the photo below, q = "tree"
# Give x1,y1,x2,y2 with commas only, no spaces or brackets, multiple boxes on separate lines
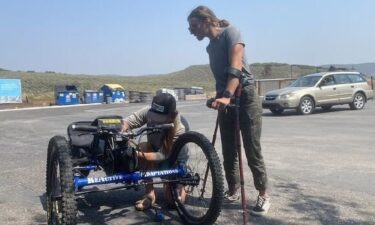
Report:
328,65,337,71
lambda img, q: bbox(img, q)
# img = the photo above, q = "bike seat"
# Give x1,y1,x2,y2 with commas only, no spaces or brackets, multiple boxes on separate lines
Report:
67,121,94,149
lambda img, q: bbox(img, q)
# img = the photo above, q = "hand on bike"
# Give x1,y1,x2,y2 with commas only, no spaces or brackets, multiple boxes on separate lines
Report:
212,97,230,110
206,98,215,108
121,120,130,132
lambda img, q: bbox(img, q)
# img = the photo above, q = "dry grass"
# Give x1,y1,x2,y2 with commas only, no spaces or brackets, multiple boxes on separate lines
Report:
0,63,326,104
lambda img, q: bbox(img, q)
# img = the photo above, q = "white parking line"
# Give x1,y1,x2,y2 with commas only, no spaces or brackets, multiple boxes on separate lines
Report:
0,101,205,113
0,103,103,112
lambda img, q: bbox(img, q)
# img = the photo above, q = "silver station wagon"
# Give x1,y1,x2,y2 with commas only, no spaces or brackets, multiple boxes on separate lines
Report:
262,71,374,115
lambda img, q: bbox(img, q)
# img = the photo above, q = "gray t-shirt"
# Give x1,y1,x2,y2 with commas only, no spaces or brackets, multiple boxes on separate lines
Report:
206,25,251,93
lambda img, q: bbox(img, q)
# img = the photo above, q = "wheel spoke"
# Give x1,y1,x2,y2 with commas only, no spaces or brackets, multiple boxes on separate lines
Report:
299,97,314,114
169,132,223,225
355,96,363,108
302,100,311,113
176,142,213,218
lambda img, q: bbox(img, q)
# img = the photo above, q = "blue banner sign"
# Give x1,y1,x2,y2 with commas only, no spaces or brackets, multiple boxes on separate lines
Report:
0,79,22,103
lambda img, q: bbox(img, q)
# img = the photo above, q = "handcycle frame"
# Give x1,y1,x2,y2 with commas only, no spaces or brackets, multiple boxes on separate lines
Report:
47,116,224,225
70,123,196,194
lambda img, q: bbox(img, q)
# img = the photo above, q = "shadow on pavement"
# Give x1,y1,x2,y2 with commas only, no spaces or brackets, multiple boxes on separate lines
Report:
219,179,374,225
262,107,351,117
38,187,183,225
37,174,374,224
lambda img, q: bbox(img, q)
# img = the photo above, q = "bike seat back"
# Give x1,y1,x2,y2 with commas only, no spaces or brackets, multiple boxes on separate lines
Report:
67,121,94,149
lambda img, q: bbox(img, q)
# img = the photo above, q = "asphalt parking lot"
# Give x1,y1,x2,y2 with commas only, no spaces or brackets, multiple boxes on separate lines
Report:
0,100,374,225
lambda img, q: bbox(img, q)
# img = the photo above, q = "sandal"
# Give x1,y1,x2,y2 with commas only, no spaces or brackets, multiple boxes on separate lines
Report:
135,195,155,211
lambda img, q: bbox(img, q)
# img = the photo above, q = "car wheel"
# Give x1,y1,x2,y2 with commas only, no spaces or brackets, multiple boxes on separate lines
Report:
297,96,315,115
321,105,332,110
270,108,284,114
349,92,365,110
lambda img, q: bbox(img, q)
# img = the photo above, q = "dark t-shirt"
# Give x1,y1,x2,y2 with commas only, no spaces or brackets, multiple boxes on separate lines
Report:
206,25,251,93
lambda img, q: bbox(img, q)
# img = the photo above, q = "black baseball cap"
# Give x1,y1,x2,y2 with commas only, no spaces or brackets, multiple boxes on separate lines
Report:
148,93,177,124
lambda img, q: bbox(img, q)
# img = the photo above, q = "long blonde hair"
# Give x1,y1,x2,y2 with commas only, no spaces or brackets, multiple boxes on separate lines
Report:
160,113,179,157
188,5,230,28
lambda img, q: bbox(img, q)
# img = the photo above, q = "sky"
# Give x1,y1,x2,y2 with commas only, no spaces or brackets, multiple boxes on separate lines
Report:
1,0,374,76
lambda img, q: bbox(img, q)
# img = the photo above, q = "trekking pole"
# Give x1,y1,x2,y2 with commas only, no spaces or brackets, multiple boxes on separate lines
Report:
234,84,248,225
211,115,219,146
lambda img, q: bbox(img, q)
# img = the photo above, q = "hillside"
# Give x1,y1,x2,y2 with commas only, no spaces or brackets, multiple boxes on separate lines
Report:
1,62,374,103
0,65,216,102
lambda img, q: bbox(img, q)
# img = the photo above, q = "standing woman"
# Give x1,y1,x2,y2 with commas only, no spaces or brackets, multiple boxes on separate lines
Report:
187,6,271,216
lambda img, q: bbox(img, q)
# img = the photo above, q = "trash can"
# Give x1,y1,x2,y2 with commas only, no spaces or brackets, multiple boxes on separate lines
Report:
105,96,112,104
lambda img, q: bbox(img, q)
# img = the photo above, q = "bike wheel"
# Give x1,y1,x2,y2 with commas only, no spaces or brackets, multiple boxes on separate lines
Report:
46,136,77,225
168,131,224,225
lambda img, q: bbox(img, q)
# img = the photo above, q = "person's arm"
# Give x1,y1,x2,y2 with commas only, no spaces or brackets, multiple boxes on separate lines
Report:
226,43,244,94
121,120,130,131
121,107,148,131
212,43,244,108
173,114,185,142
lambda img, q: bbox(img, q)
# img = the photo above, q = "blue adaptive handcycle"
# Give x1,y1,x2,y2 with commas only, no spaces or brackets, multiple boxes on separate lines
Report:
46,115,223,225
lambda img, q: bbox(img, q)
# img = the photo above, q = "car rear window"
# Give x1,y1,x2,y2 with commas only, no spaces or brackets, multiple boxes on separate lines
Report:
347,74,366,83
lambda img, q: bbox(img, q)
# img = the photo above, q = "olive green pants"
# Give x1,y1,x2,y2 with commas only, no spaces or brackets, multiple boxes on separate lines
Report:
218,85,268,192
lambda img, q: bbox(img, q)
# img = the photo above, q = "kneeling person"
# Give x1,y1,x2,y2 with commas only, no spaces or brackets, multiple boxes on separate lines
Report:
121,93,186,210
